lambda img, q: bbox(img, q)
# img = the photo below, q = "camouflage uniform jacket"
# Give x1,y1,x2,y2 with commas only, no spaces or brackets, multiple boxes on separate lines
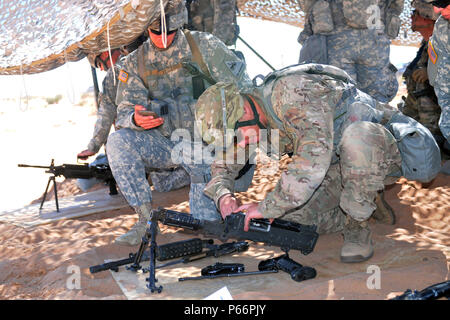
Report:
204,65,396,219
188,0,238,46
428,15,450,140
115,30,250,137
87,63,121,153
402,40,441,135
299,0,404,40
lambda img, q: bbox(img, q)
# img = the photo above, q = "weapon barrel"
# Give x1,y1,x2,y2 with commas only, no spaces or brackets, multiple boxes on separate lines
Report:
89,256,135,274
18,164,51,169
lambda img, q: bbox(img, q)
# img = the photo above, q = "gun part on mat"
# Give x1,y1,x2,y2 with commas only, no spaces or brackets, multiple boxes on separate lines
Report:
392,280,450,300
154,240,249,269
18,159,117,212
178,262,279,282
89,238,214,274
258,253,317,282
90,238,249,274
153,208,319,256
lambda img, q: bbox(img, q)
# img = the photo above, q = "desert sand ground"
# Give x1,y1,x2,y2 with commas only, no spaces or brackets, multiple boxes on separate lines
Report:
0,84,448,300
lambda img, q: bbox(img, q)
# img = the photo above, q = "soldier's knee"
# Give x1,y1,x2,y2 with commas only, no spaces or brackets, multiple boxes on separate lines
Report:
106,131,123,154
106,129,137,158
340,122,380,150
339,122,391,172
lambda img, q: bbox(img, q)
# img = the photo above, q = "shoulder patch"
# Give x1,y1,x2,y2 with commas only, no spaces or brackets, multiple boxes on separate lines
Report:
428,40,437,65
225,60,245,77
118,70,129,83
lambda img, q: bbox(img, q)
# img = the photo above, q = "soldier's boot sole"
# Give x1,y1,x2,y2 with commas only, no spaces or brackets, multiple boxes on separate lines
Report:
340,245,374,263
340,218,374,263
372,191,396,225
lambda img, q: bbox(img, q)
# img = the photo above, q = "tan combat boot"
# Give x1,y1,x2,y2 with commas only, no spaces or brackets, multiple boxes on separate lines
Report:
340,216,374,263
372,191,396,225
114,202,152,246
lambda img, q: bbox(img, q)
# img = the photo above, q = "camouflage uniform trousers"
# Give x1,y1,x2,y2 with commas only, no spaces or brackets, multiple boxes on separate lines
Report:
401,84,442,136
435,82,450,143
149,168,190,193
326,29,398,103
189,0,238,46
106,128,221,221
281,121,401,235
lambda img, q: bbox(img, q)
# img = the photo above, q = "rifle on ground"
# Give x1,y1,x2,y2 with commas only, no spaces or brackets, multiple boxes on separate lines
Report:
153,208,319,256
178,262,279,282
392,280,450,300
18,159,117,212
89,238,249,274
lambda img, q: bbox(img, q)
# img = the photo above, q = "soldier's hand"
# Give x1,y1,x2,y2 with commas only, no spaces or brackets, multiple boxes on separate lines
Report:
77,149,96,160
134,104,164,129
412,68,428,83
218,194,241,219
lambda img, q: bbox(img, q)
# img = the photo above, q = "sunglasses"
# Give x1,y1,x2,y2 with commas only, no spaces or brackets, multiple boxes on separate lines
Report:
149,29,177,36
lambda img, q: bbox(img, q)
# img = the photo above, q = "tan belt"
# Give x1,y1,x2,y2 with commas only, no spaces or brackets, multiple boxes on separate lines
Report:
141,62,184,77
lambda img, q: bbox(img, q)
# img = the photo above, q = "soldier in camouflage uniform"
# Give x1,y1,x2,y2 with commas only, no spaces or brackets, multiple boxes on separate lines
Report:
78,37,191,194
298,0,404,103
195,63,408,263
106,0,252,246
186,0,239,46
401,1,443,143
427,1,450,144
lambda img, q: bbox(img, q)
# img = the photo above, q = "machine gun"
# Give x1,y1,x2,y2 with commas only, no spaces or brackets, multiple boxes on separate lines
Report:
153,208,319,256
391,280,450,300
18,158,117,212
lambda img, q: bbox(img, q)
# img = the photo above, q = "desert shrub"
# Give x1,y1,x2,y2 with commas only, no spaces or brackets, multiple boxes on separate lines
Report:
46,94,63,104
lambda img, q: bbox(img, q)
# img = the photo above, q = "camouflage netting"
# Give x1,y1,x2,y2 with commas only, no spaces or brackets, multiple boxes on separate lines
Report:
0,0,422,75
237,0,422,46
0,0,168,75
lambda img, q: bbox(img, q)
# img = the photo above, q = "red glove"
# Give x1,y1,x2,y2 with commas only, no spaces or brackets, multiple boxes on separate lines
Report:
77,149,96,160
133,105,164,129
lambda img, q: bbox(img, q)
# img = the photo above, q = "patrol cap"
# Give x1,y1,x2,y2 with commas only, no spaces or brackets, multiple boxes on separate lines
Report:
423,0,449,8
412,0,441,20
195,82,245,147
148,0,188,32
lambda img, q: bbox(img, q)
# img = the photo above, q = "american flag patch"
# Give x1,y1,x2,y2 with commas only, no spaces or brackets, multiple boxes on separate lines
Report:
118,70,129,83
428,40,437,65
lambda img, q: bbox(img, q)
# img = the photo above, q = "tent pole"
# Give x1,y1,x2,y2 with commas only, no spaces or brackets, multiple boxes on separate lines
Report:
91,66,100,110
